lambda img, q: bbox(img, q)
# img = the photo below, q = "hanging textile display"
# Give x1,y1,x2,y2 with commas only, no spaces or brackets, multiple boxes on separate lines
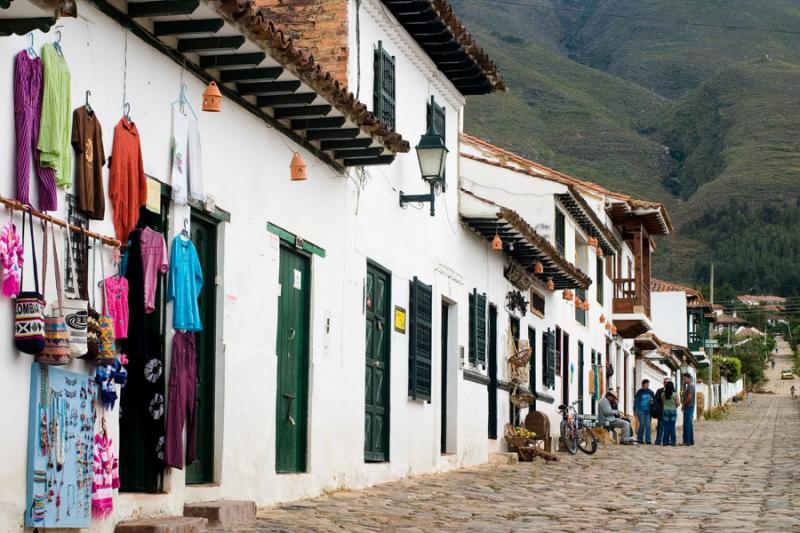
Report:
0,208,24,297
109,117,146,242
71,105,106,219
15,209,45,355
91,429,119,519
168,235,203,331
140,226,168,314
102,273,129,339
38,42,72,190
15,50,58,211
94,359,127,410
25,364,94,528
37,221,71,366
54,226,88,358
169,105,204,205
164,330,197,469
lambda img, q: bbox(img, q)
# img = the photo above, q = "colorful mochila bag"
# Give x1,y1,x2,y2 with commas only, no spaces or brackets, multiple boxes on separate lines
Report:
84,239,101,361
37,221,70,366
14,208,45,355
94,239,116,365
54,224,88,357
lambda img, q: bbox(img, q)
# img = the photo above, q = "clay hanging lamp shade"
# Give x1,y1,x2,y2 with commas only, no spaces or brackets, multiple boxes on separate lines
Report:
546,278,555,291
534,262,544,274
583,300,590,311
599,314,606,323
611,325,618,335
491,233,503,251
596,246,604,257
574,296,583,308
563,289,574,301
290,152,308,181
202,81,222,112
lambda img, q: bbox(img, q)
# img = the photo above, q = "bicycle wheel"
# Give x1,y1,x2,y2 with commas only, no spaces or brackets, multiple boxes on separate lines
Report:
577,423,598,455
560,420,578,455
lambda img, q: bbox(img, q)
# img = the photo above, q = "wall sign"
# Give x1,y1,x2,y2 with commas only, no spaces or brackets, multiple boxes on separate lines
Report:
394,306,407,333
504,262,533,291
293,269,302,290
145,176,162,213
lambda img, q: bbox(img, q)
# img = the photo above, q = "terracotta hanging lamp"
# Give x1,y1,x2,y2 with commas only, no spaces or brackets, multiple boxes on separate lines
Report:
202,81,222,112
290,152,308,181
492,233,503,251
605,322,612,331
574,296,583,308
563,289,574,301
596,246,604,257
546,278,555,291
611,325,618,335
534,262,544,274
582,300,590,311
599,314,606,323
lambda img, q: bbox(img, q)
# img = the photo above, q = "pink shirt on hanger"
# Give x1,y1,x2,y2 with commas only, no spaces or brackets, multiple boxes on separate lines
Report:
103,275,129,339
139,226,168,314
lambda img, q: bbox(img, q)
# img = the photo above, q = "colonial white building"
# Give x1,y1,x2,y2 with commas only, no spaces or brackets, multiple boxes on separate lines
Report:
0,0,677,531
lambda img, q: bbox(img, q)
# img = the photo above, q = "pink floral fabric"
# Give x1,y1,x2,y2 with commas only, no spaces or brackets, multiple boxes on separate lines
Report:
92,432,119,519
0,220,24,297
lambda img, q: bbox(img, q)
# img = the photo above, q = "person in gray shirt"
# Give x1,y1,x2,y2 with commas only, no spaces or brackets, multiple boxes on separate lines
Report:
598,390,635,444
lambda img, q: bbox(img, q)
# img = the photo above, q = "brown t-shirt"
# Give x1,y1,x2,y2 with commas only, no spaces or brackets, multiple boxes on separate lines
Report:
71,105,106,219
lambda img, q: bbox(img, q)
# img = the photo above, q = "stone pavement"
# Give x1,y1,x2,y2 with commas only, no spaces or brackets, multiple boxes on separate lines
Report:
249,341,800,532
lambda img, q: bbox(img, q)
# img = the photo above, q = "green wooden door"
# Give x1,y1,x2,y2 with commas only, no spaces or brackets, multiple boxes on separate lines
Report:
186,211,217,484
365,263,390,462
276,246,310,473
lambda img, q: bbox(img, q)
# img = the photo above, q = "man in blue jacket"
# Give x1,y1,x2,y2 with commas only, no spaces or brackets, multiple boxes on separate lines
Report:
634,379,655,444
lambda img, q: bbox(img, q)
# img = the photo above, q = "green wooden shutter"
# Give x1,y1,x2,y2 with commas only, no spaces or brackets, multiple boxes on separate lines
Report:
546,329,557,388
409,277,432,402
426,97,447,189
469,289,487,365
596,256,604,303
575,288,586,326
374,41,396,130
555,210,566,255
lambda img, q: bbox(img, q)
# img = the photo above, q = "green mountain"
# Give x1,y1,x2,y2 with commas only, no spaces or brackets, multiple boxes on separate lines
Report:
451,0,800,295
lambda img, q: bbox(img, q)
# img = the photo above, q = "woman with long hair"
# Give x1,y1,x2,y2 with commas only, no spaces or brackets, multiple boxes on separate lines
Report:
660,381,680,445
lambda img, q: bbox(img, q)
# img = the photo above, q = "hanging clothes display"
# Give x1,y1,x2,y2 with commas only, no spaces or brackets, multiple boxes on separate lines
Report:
109,117,146,242
38,43,72,190
0,212,24,297
169,105,204,205
164,330,197,469
103,274,129,339
14,50,58,211
167,235,203,331
139,226,168,314
71,105,106,219
91,430,119,519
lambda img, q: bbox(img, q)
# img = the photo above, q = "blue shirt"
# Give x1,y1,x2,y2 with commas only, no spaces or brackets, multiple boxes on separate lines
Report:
635,388,655,413
167,236,203,331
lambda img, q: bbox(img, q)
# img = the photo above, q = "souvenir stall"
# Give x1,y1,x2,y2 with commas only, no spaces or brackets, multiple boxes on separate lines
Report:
4,19,207,528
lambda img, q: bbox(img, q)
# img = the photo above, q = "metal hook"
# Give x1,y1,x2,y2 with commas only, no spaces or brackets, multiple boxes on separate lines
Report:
28,32,34,50
124,102,131,119
86,90,91,105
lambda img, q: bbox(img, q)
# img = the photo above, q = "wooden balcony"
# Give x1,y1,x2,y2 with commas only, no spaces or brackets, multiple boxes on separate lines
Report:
612,277,652,338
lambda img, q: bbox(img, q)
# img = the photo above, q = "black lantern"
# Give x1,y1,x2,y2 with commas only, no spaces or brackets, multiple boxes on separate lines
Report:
399,128,448,216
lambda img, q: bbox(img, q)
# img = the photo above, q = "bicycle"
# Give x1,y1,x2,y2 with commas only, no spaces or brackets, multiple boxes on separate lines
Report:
558,400,598,455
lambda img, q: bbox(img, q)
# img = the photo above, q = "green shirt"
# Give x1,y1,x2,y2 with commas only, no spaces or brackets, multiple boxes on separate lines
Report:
662,392,678,410
38,43,72,188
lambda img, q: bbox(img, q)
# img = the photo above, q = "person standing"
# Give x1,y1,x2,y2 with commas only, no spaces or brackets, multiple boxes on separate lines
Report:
747,389,754,407
634,379,655,444
681,374,695,446
661,381,680,446
653,377,669,445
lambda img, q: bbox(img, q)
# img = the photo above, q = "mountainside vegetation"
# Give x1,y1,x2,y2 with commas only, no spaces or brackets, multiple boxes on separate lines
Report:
452,0,800,295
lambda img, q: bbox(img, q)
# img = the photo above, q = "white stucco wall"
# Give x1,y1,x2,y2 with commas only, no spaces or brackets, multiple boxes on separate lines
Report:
651,291,688,347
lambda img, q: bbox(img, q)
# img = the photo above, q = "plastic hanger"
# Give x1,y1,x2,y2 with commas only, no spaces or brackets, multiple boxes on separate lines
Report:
26,33,37,58
180,218,190,240
170,83,198,120
53,30,64,56
85,90,93,116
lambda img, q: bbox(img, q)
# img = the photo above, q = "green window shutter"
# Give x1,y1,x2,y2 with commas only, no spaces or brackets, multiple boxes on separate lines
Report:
409,277,433,402
546,329,557,388
426,97,447,189
374,41,396,131
596,256,604,303
555,210,566,255
575,288,586,326
468,289,487,365
541,331,548,387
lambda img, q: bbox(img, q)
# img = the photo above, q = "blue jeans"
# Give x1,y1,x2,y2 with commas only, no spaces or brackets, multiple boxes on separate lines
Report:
636,410,651,443
655,414,664,444
683,406,694,445
662,409,677,445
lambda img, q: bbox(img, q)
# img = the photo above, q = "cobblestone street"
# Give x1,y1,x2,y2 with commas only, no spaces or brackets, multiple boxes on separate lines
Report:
250,341,800,532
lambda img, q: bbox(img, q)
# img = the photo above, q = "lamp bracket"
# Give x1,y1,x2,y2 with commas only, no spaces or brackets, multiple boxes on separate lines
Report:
399,181,437,216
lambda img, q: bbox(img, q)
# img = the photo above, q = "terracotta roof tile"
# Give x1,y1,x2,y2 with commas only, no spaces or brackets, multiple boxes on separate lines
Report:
216,0,409,153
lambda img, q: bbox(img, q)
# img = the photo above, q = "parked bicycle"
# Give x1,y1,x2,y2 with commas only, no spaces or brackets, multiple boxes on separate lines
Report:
558,400,598,455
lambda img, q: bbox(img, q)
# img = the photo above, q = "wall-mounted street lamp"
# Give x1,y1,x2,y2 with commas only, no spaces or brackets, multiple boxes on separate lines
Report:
399,128,448,216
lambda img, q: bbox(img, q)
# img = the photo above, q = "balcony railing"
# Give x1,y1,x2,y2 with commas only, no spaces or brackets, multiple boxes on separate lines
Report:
612,277,651,318
688,331,704,352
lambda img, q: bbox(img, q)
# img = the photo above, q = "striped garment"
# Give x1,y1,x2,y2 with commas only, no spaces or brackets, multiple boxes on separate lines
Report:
91,433,119,519
14,51,58,211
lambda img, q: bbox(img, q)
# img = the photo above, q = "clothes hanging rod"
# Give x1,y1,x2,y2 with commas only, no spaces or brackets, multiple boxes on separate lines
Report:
0,195,122,248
